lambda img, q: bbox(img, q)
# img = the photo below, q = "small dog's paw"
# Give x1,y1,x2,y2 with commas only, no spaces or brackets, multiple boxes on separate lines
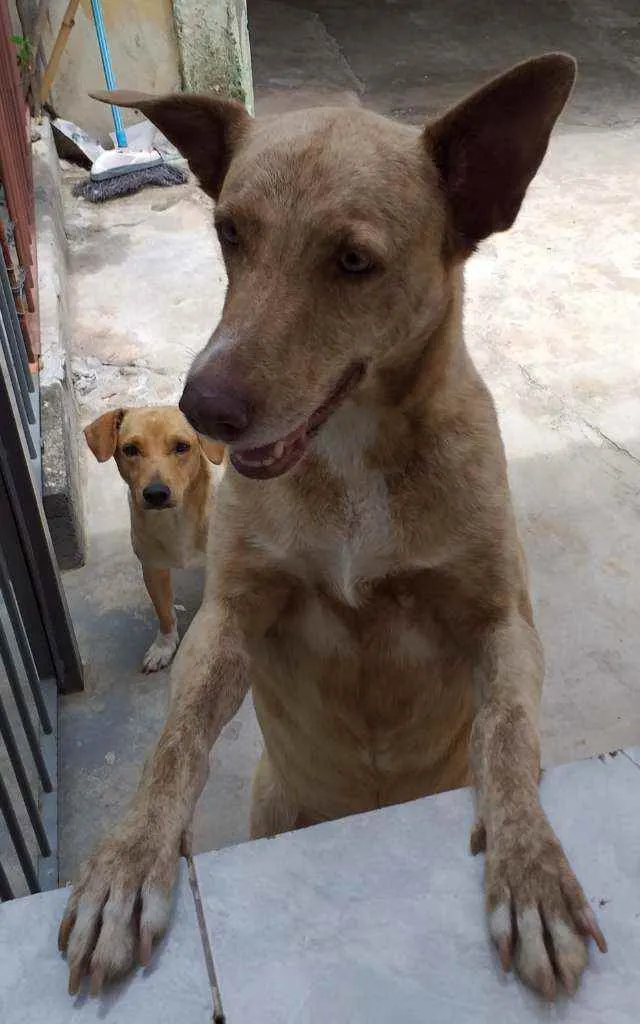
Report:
485,816,606,999
141,627,179,673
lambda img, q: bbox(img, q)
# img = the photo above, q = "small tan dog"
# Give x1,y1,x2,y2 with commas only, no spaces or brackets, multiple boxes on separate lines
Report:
63,55,607,1001
84,406,224,672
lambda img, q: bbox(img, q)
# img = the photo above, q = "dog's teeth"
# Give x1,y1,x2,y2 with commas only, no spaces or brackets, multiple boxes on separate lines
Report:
273,441,285,460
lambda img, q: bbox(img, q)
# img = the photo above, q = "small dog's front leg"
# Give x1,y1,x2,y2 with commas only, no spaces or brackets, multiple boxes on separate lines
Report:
471,613,606,999
141,565,179,672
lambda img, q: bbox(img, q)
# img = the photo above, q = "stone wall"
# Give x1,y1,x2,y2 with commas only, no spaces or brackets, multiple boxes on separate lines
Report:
172,0,254,110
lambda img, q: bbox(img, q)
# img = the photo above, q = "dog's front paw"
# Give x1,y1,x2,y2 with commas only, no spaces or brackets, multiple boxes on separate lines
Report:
58,812,181,994
142,626,179,673
484,816,606,999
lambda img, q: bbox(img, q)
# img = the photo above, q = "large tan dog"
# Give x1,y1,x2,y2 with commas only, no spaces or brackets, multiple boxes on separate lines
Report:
84,406,224,671
61,55,607,999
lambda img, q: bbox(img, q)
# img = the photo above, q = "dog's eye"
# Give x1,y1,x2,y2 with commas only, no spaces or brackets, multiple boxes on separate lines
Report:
174,441,191,454
338,249,375,275
121,443,139,457
216,218,240,247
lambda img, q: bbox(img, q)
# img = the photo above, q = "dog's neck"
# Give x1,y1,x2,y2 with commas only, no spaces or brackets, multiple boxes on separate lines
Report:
369,267,467,412
314,268,468,473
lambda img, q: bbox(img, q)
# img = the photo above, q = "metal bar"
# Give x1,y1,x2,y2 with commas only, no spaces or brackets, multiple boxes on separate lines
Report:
0,316,36,461
0,615,52,792
0,474,55,681
0,857,14,901
0,322,84,695
0,251,34,415
0,218,35,375
0,443,84,694
37,679,59,893
0,309,36,456
1,244,34,394
0,768,40,895
0,689,50,858
0,545,52,734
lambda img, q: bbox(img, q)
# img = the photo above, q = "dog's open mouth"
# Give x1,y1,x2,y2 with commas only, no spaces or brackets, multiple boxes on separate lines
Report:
231,361,366,480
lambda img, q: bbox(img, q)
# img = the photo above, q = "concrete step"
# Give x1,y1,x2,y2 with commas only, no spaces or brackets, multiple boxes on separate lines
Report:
197,751,640,1022
0,862,212,1022
2,753,639,1021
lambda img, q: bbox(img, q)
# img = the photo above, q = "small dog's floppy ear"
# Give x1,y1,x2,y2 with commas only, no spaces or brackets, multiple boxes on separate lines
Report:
198,435,225,465
84,409,126,462
89,90,250,200
424,53,576,256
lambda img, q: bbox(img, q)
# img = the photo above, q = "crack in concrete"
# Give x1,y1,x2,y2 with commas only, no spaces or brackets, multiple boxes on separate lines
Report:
622,749,640,772
72,357,178,376
518,363,640,468
580,420,640,468
313,14,366,95
186,853,226,1023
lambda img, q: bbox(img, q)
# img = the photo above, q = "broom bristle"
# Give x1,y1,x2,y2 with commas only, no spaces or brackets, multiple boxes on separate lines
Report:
72,163,187,203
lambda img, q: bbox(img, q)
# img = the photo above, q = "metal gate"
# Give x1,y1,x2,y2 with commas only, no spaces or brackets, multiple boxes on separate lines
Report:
0,243,84,902
1,9,84,901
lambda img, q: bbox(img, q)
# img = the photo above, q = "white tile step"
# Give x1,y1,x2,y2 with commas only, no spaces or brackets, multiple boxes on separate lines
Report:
0,862,213,1022
197,752,640,1023
1,753,639,1022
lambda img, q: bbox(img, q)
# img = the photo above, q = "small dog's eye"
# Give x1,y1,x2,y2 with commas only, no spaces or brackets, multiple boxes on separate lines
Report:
175,441,191,454
121,443,139,457
339,249,374,275
217,219,240,246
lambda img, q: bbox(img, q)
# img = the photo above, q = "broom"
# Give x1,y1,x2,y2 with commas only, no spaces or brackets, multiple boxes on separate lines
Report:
73,0,186,202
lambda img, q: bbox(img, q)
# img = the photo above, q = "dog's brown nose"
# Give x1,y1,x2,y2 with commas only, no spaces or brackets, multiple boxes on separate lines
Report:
179,378,251,443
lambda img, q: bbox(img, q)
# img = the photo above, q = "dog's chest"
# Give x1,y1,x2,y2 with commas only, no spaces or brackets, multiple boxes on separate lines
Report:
322,470,394,607
285,406,397,605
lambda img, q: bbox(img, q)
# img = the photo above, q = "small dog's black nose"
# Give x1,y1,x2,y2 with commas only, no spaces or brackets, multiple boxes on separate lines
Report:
143,481,172,508
179,378,251,444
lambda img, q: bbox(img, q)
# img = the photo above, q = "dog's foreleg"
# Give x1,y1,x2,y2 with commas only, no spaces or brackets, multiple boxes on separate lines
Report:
141,565,179,672
59,597,251,994
470,612,606,999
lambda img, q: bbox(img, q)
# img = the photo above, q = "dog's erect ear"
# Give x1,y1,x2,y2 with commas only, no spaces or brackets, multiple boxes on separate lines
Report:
84,409,126,462
198,435,225,465
424,54,576,256
89,91,250,200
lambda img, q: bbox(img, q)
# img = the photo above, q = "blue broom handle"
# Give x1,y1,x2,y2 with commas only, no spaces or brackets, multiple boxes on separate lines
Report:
89,0,127,147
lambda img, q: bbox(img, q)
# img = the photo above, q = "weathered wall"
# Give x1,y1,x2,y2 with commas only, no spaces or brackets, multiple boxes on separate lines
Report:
12,0,253,138
19,0,181,138
49,0,181,137
171,0,254,110
12,0,251,138
8,0,22,35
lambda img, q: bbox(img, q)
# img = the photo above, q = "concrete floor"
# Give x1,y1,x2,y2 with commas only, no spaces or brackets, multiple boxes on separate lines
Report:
59,0,640,881
58,184,263,880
